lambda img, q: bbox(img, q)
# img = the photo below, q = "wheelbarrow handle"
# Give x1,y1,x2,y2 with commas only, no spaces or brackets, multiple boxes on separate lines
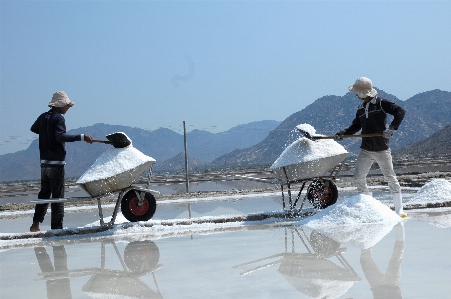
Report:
313,133,384,140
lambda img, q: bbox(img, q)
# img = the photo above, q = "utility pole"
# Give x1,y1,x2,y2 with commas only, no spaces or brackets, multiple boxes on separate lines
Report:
183,121,189,193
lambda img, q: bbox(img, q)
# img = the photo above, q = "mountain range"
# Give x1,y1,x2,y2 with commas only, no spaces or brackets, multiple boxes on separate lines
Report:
0,89,450,182
210,89,451,167
0,120,280,182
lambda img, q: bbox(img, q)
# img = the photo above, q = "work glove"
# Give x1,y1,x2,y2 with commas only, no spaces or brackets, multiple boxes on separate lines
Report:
333,133,343,141
383,127,395,138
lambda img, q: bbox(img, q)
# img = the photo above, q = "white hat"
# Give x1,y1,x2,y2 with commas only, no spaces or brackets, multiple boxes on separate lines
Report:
48,91,74,108
348,77,378,98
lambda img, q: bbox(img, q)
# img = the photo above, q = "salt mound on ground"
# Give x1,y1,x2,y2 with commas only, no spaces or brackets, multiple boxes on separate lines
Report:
405,179,451,203
77,146,155,183
271,124,348,169
297,195,401,248
298,194,400,226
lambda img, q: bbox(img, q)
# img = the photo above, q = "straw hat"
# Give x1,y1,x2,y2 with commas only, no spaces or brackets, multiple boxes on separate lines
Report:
48,91,74,107
348,77,377,98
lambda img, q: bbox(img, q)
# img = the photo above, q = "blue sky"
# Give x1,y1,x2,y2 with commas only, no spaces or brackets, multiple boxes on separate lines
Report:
1,0,450,154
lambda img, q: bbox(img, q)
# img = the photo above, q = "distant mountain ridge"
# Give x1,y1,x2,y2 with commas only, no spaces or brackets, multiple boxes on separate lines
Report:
1,89,450,182
210,89,451,167
395,124,451,157
0,120,281,182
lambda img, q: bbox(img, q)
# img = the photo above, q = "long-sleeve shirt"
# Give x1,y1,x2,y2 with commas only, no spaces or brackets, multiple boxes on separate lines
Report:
338,97,406,151
31,109,84,165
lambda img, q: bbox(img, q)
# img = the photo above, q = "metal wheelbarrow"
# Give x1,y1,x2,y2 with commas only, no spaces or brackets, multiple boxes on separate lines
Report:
31,135,159,228
270,136,351,212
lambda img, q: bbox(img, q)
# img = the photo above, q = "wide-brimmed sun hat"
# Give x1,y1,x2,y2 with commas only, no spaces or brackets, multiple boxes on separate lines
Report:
348,77,378,98
48,91,74,108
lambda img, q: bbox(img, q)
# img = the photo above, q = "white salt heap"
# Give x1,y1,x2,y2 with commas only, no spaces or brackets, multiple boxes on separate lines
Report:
298,194,401,226
77,146,155,184
271,124,348,169
406,179,451,203
297,194,401,248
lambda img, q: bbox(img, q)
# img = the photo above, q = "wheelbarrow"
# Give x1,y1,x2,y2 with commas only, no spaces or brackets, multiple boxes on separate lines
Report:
31,144,159,228
270,136,351,211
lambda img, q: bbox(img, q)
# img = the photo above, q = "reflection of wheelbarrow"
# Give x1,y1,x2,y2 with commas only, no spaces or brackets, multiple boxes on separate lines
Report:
31,134,159,227
35,240,163,299
234,227,360,299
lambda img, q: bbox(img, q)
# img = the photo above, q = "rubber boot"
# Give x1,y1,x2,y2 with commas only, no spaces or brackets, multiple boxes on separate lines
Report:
393,192,407,218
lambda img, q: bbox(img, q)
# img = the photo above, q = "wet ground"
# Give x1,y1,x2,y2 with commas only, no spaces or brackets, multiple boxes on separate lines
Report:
1,182,451,298
0,172,451,299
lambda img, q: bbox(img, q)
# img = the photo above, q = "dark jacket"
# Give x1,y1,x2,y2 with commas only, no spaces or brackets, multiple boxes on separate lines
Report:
31,109,83,164
339,97,406,152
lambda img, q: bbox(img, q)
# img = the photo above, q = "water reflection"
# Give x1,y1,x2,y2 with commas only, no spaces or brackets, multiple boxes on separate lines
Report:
34,246,72,299
235,227,361,298
234,223,406,299
360,223,405,299
34,240,163,299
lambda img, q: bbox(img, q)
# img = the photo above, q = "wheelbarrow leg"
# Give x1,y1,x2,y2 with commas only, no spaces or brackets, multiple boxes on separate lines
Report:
97,199,105,227
281,184,286,209
292,182,306,210
287,182,293,209
107,190,125,227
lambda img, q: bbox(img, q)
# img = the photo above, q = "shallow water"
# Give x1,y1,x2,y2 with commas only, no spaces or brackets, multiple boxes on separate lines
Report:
1,210,450,298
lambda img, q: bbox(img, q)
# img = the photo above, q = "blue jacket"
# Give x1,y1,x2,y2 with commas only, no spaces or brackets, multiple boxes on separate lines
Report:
339,97,406,152
31,109,83,165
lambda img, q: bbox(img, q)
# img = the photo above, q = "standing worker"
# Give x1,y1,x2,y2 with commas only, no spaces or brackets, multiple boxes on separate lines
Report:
30,91,93,232
334,77,407,218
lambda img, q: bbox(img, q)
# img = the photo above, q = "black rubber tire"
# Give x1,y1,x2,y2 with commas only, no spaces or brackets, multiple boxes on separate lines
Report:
307,179,338,210
124,240,160,274
121,190,157,222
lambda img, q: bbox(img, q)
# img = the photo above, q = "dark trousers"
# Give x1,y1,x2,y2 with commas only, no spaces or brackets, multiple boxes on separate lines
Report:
33,165,65,229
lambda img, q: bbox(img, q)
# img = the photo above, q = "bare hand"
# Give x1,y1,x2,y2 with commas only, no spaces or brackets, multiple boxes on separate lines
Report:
84,135,93,144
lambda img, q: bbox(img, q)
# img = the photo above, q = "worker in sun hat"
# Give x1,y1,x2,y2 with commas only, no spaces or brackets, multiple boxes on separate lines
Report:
334,77,407,218
29,91,94,232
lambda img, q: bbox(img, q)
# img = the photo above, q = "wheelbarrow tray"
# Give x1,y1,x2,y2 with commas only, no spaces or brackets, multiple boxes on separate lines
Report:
271,152,350,184
78,161,154,197
76,147,156,197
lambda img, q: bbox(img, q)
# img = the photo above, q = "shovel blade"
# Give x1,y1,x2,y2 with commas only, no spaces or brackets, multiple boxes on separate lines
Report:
106,132,132,148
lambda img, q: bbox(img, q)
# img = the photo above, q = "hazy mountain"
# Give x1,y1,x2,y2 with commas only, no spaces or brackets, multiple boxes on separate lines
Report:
0,120,280,182
156,153,207,173
211,89,451,168
394,124,451,158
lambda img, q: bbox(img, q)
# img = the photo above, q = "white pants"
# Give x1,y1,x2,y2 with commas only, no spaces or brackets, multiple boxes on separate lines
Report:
354,149,401,194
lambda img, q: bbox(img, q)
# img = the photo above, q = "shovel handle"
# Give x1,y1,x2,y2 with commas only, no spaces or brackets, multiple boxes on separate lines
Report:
313,133,384,140
92,139,113,144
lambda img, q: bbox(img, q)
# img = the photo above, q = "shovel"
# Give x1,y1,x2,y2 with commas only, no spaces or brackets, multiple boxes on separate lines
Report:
297,128,383,141
92,132,132,148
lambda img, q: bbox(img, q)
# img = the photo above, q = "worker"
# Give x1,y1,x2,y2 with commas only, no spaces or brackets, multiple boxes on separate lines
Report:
334,77,407,218
30,91,93,232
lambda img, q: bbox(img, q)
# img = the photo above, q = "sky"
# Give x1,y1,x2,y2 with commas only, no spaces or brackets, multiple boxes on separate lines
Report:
1,0,450,155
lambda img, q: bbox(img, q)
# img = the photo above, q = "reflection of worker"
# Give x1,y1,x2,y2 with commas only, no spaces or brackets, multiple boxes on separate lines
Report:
335,77,407,217
360,222,405,298
30,91,93,232
34,245,72,299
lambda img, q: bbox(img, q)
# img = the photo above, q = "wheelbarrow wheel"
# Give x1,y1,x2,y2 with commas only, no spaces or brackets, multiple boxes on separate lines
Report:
307,179,338,209
121,190,157,222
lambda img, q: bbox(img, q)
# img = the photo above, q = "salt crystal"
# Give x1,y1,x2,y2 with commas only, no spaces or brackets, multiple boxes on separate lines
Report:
76,146,155,184
295,123,316,135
